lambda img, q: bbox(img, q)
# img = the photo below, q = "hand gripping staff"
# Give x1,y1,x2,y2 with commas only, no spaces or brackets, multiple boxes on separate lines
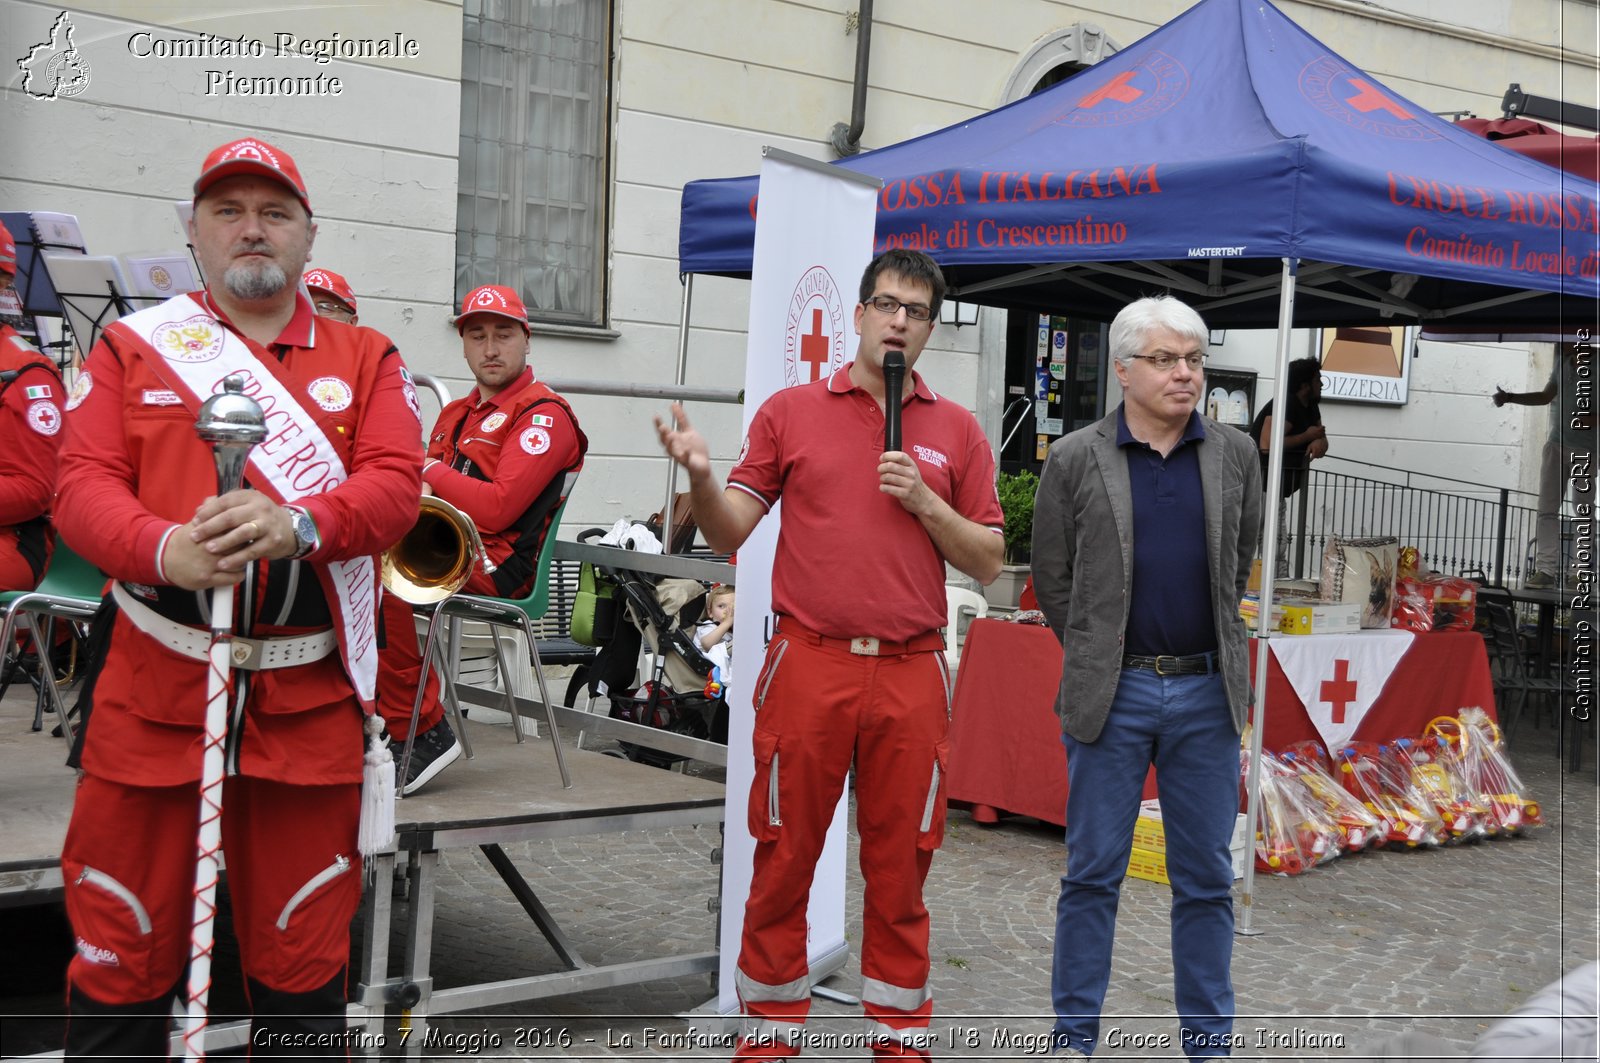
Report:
184,375,267,1061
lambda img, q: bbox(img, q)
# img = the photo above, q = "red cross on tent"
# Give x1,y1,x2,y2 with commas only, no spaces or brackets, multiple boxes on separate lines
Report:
1269,631,1414,751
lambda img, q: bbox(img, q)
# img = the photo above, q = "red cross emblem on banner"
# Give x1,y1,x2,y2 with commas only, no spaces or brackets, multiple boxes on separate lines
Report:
799,308,831,383
1319,659,1359,724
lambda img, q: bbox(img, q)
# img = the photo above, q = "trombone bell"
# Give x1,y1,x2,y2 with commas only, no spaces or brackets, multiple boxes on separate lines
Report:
381,495,494,604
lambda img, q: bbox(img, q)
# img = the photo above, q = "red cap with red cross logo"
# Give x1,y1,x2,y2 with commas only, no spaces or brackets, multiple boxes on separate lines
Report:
304,268,357,313
455,284,529,334
194,137,312,214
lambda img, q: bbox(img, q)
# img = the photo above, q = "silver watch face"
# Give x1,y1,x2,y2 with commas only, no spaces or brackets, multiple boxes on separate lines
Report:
291,510,315,549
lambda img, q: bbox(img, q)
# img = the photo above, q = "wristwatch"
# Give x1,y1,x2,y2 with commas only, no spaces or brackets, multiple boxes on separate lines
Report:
284,505,318,560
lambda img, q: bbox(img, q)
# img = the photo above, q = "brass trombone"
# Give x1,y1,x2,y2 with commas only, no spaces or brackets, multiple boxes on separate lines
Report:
380,495,495,604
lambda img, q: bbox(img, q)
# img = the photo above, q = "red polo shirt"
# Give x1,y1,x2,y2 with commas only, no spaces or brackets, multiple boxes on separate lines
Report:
729,363,1002,642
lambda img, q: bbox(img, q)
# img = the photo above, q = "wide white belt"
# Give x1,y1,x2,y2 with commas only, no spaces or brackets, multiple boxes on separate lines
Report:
113,582,336,671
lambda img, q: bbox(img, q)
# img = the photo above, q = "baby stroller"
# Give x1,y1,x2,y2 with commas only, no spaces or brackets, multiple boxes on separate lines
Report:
574,537,728,768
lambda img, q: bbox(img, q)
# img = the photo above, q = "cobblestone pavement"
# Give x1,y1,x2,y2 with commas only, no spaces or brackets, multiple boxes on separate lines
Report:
407,722,1595,1062
3,694,1594,1061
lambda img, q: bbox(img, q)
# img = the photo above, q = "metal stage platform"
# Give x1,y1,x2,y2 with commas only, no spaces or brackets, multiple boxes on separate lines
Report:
0,693,727,1058
356,727,726,1056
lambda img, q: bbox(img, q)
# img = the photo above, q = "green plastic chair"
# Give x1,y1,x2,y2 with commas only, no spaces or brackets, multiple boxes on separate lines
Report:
0,540,106,739
400,495,575,790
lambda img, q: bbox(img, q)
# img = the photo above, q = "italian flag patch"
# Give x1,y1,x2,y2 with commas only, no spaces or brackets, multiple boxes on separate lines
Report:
25,385,51,400
530,414,555,427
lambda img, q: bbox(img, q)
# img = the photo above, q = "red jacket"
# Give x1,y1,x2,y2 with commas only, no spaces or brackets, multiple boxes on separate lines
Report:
424,368,586,597
55,292,422,786
0,325,63,590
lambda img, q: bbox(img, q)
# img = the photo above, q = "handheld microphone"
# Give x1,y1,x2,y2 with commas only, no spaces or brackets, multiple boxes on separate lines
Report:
882,351,905,453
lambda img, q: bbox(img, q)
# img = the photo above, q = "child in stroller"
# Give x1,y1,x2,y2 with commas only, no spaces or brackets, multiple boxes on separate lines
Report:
575,550,728,768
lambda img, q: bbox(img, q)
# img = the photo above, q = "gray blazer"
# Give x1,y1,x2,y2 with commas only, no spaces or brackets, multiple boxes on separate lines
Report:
1030,409,1261,742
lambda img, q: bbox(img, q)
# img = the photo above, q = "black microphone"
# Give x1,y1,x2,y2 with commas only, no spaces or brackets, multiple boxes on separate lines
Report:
882,351,905,453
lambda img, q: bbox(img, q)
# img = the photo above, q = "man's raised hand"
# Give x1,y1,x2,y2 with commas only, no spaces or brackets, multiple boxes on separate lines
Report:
655,402,712,479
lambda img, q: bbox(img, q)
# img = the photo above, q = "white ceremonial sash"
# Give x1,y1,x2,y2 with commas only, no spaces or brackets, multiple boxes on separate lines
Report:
1269,629,1415,752
110,293,378,704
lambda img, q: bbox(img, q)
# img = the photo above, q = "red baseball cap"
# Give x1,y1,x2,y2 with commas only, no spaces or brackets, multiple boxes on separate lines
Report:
0,219,15,272
455,284,529,333
194,137,312,214
304,268,357,313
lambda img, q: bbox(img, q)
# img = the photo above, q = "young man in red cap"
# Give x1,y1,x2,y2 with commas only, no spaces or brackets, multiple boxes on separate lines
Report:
423,283,586,597
54,137,421,1056
656,249,1004,1061
304,268,456,793
0,218,65,592
410,284,585,791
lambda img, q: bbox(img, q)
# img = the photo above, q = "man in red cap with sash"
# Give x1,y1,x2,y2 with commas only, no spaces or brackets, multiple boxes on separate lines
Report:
54,137,421,1056
0,218,65,592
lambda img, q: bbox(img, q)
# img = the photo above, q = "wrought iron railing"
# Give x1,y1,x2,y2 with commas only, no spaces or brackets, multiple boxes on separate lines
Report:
1282,457,1549,586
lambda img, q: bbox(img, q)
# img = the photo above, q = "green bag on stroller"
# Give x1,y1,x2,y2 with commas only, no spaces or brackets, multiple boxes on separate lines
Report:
570,561,616,647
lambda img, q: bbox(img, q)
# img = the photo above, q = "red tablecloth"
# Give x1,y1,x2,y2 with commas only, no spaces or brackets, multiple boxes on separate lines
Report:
945,620,1495,827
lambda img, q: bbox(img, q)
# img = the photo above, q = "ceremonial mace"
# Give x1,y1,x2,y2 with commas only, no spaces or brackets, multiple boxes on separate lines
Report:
184,375,267,1061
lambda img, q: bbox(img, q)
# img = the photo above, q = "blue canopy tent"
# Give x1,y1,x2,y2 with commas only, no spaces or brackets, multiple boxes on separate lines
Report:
679,0,1599,332
675,0,1598,929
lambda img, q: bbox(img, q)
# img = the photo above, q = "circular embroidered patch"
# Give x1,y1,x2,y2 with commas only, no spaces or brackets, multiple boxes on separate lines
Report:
308,376,354,412
65,371,93,411
26,400,62,436
482,412,508,433
519,426,551,455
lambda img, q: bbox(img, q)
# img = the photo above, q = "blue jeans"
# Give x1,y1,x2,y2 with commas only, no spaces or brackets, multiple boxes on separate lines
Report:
1050,669,1239,1059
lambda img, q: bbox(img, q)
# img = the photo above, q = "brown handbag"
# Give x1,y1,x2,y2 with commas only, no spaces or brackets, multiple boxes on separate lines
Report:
646,492,698,553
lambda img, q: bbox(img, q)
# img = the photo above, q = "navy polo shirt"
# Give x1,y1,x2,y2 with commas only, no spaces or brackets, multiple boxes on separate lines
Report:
1117,406,1217,657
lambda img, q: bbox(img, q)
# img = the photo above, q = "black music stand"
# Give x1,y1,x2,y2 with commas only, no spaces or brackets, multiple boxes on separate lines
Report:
39,253,133,364
1,211,88,368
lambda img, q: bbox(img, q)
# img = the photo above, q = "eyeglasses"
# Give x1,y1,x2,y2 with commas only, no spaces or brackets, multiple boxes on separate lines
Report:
314,300,354,319
1128,352,1206,371
865,295,933,322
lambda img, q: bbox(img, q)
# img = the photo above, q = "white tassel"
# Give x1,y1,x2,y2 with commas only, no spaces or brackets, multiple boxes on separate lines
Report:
358,715,396,856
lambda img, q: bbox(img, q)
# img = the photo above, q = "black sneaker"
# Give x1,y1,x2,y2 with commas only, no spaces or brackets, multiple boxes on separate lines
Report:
402,719,462,796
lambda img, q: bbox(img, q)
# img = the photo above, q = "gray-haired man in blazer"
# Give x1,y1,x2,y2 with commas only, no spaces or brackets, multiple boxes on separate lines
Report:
1030,295,1260,1060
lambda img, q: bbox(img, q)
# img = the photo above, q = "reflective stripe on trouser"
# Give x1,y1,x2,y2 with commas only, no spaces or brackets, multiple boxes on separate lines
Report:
738,632,949,1058
863,976,935,1058
62,773,362,1008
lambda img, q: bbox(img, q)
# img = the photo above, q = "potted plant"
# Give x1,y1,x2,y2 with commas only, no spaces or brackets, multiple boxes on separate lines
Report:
989,469,1038,609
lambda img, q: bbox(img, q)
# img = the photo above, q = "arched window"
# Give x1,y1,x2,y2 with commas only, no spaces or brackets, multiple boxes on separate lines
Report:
1000,22,1120,104
992,23,1126,476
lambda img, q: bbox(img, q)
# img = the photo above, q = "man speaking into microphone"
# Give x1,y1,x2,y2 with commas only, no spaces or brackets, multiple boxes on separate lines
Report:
657,249,1002,1060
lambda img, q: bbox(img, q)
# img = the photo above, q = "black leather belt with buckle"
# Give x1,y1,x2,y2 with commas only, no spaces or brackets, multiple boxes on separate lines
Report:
1121,652,1218,676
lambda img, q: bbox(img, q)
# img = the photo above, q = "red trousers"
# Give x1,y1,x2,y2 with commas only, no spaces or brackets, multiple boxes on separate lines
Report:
735,625,951,1061
0,536,44,592
375,592,443,741
62,774,361,1006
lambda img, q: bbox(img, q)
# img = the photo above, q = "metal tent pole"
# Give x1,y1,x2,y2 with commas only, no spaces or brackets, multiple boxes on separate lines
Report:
660,273,696,554
1238,256,1298,936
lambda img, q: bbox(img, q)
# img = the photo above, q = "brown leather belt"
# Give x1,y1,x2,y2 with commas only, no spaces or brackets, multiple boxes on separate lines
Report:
776,616,944,657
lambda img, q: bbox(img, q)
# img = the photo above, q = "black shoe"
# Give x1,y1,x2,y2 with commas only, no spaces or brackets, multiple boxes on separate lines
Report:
402,719,462,796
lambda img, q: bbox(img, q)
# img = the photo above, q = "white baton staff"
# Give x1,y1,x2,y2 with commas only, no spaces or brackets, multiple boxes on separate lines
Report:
184,375,267,1061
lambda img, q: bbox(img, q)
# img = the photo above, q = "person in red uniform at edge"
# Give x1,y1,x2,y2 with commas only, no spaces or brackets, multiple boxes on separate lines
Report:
656,249,1004,1061
0,218,65,592
304,268,453,795
53,138,420,1058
